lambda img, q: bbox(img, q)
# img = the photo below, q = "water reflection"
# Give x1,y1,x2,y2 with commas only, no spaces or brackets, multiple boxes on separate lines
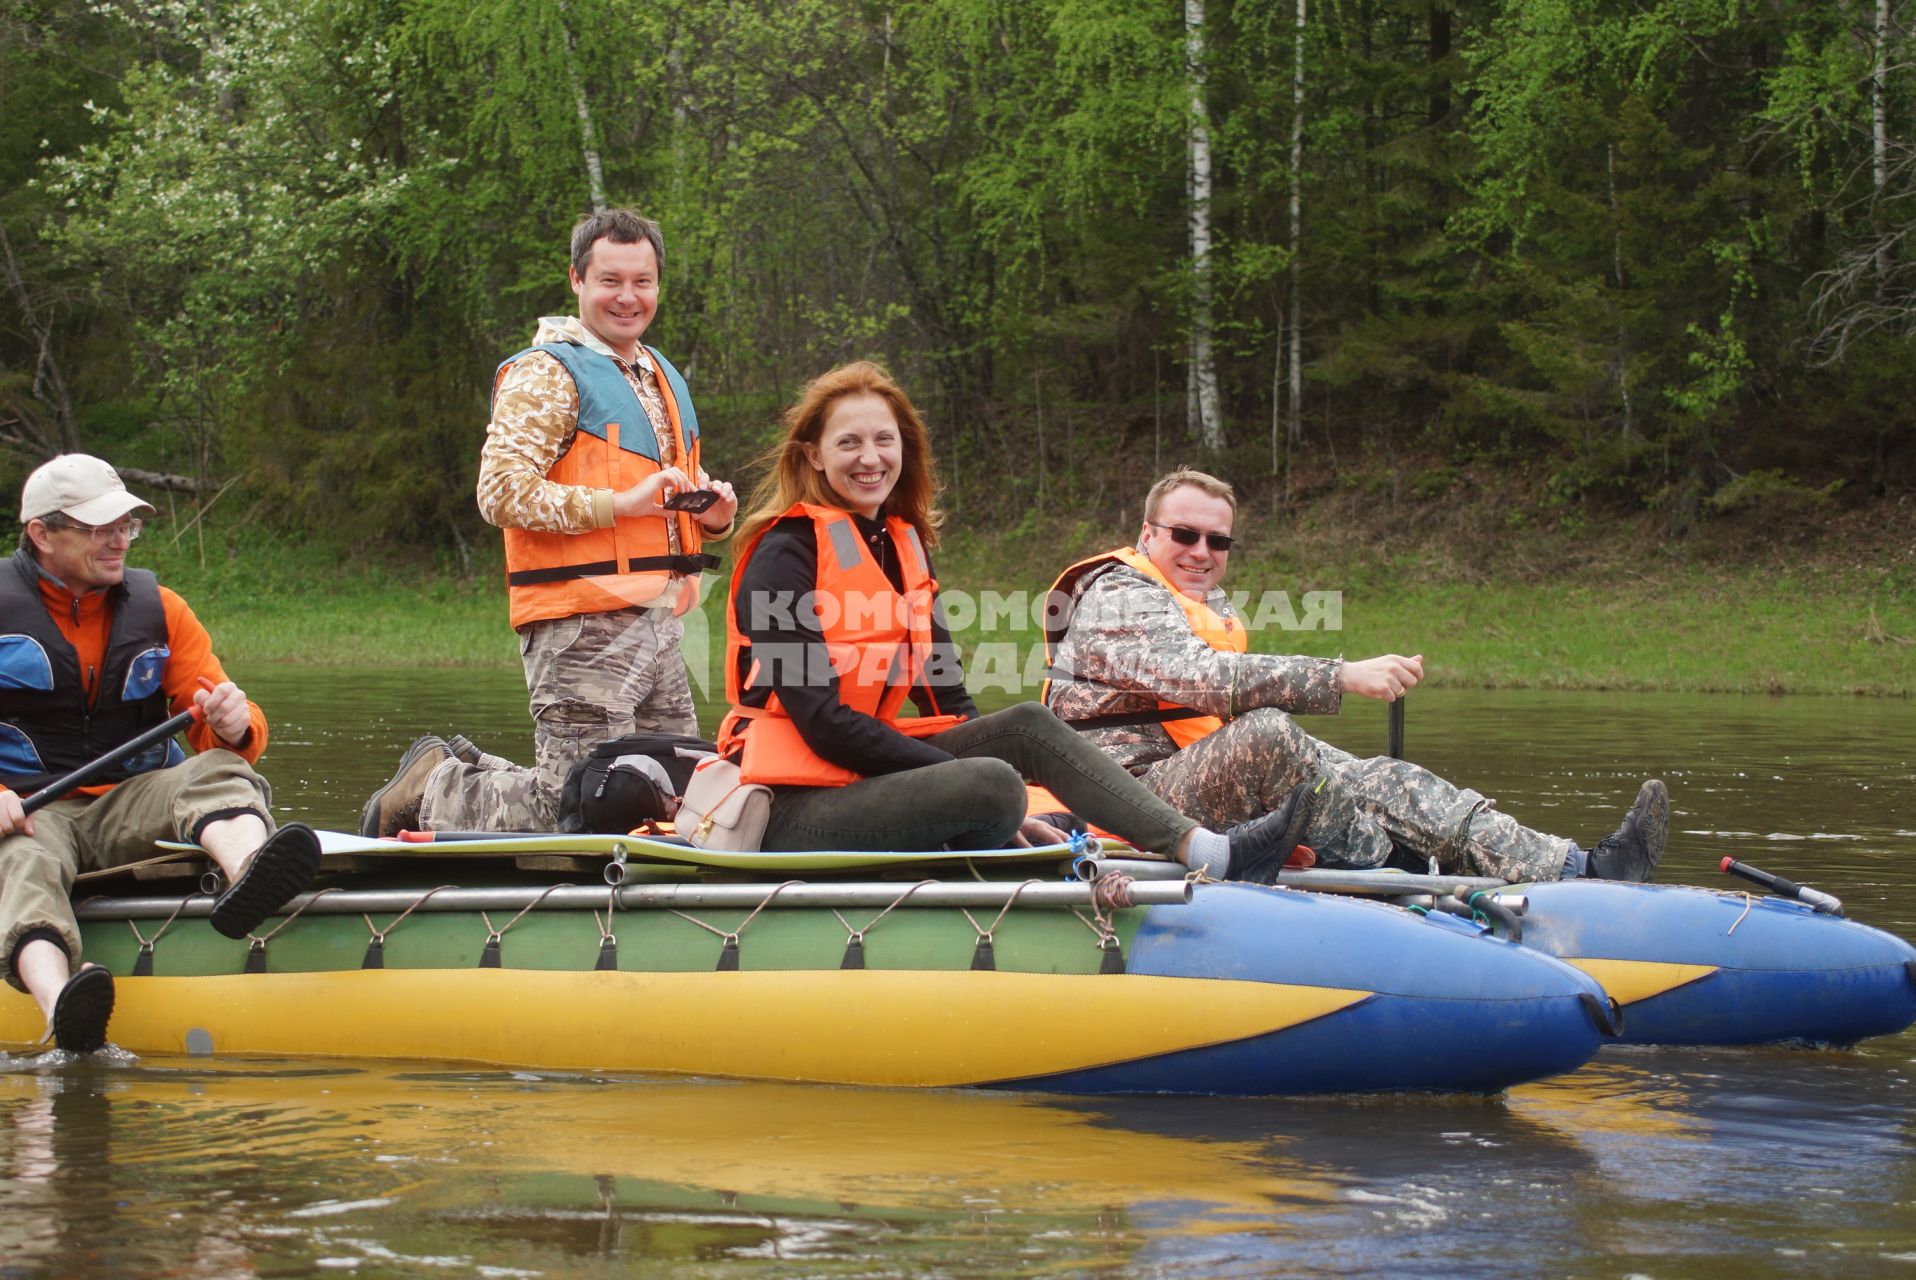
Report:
4,1051,1912,1277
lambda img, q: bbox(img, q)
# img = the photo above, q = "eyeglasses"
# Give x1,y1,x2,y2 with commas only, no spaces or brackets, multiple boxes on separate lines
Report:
1148,522,1233,552
44,516,143,544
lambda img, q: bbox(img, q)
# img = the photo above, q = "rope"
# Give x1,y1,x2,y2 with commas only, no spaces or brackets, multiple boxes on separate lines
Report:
481,882,576,944
668,879,808,945
1069,868,1142,970
126,895,192,951
1726,891,1754,936
248,887,340,944
959,879,1045,943
594,885,620,946
1091,871,1136,912
362,884,459,946
823,880,939,945
827,907,862,945
1069,907,1111,940
1072,869,1139,936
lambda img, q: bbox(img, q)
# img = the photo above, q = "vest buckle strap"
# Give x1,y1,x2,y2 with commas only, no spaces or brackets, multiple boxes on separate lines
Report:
506,553,722,587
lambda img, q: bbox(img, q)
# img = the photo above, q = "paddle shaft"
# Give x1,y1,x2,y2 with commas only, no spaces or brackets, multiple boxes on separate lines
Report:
20,705,202,815
1387,697,1405,759
1719,856,1844,915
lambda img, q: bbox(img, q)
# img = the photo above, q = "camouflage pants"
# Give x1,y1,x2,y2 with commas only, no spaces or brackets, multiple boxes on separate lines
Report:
1138,707,1573,882
420,607,698,831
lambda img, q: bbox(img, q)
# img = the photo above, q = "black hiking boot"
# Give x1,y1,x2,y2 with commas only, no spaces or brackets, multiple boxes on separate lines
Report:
49,965,114,1054
1225,777,1324,885
1586,779,1670,883
210,823,323,939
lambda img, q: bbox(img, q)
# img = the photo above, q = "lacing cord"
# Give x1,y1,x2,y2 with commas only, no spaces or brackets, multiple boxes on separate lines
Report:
1070,870,1139,972
481,883,576,948
363,885,459,949
594,884,620,950
670,880,806,967
828,880,939,948
248,886,339,946
126,895,192,955
959,879,1046,947
1091,871,1137,913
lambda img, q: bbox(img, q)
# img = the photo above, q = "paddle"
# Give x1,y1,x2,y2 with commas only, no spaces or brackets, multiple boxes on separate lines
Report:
1719,856,1845,915
1387,696,1405,760
19,695,206,816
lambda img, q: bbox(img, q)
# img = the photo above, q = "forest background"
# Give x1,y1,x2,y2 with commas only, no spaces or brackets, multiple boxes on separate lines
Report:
2,0,1913,693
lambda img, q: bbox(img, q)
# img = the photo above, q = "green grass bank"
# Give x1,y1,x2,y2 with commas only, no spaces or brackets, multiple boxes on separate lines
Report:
135,517,1916,697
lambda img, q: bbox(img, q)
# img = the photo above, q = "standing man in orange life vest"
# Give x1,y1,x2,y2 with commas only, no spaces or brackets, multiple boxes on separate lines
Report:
360,210,738,836
1043,469,1668,883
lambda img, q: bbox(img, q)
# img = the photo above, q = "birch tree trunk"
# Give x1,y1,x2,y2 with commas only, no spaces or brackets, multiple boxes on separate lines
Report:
1185,0,1223,449
1287,0,1306,444
0,218,80,456
1608,144,1633,436
1873,0,1889,288
558,0,607,213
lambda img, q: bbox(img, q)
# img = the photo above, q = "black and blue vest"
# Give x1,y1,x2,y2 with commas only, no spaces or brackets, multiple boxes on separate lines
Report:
0,548,183,795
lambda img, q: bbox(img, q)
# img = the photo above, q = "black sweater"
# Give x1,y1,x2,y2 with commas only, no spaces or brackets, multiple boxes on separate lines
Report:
731,513,977,778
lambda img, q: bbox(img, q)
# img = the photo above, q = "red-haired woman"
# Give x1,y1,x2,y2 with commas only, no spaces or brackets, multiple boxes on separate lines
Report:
714,362,1301,877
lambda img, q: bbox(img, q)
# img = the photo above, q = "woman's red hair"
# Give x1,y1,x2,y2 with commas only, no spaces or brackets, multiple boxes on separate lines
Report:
735,361,945,549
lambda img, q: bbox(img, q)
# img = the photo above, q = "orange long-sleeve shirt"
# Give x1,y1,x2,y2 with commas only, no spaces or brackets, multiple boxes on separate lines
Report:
0,576,268,801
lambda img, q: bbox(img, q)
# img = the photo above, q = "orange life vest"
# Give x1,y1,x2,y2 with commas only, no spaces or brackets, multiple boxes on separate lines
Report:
716,503,961,787
497,341,716,630
1042,546,1247,751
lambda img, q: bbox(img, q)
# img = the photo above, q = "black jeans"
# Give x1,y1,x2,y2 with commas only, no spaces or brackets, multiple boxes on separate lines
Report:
763,702,1198,854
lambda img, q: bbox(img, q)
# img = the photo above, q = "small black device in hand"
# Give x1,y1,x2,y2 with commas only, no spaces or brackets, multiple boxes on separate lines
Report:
663,489,720,513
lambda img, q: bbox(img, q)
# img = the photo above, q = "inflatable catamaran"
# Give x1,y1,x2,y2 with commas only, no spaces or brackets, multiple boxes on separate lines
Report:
3,833,1911,1092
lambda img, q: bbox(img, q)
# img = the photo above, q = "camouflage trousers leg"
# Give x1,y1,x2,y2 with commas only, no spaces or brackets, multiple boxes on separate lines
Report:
420,606,699,831
1139,707,1572,882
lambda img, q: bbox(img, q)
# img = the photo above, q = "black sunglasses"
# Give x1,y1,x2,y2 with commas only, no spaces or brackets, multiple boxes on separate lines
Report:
1149,522,1234,552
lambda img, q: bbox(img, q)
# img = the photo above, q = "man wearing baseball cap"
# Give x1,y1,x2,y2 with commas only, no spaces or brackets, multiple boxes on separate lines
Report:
1,454,320,1053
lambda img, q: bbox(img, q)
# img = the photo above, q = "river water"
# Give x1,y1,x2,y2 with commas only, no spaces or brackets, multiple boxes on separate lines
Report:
3,672,1912,1277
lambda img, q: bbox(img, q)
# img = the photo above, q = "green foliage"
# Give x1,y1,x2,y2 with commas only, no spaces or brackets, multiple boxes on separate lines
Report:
2,0,1911,548
1703,467,1844,514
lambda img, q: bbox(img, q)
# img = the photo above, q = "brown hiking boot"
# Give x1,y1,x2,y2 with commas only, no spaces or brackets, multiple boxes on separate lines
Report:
358,736,452,838
447,734,484,765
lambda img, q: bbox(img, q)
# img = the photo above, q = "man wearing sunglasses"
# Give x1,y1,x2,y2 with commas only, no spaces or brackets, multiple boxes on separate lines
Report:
1042,468,1667,884
1,455,321,1053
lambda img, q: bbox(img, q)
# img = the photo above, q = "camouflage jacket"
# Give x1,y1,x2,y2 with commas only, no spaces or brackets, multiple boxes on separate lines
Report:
1044,557,1345,775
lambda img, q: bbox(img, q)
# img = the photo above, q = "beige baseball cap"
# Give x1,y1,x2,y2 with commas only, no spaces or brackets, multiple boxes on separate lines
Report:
19,454,156,526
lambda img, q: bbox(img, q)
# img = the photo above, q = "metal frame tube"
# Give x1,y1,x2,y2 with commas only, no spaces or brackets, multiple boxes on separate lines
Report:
1079,859,1511,897
74,879,1193,921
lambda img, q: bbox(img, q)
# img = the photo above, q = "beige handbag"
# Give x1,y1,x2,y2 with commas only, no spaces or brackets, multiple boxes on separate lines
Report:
677,755,773,851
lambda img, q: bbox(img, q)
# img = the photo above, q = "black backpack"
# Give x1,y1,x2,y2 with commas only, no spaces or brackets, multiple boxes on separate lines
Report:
556,732,717,834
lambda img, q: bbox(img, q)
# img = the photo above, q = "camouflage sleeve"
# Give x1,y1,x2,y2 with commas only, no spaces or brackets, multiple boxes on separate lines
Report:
475,351,612,533
1061,566,1344,718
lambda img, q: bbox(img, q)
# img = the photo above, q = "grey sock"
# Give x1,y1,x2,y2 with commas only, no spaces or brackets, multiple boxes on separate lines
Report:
1183,827,1231,878
1562,843,1589,879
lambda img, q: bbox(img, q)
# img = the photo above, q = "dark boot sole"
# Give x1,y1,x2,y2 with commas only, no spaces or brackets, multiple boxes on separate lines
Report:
52,966,115,1053
1633,779,1671,877
210,822,322,939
